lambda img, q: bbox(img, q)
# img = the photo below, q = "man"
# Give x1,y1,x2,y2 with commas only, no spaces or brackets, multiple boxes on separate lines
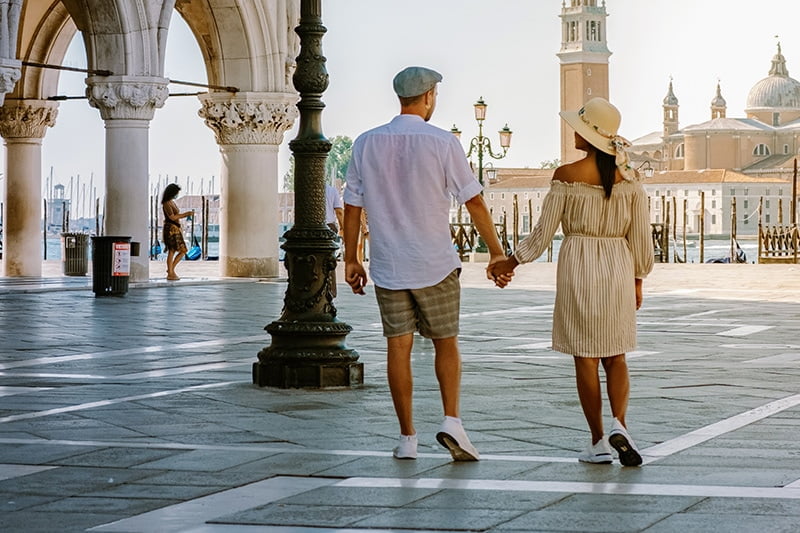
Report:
342,66,507,461
325,183,344,234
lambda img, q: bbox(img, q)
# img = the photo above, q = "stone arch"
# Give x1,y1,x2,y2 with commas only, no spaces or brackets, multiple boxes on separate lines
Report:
60,0,174,77
174,0,297,93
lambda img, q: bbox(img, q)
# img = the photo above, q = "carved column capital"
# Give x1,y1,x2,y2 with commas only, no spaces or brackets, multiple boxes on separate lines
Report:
0,99,58,139
0,58,21,105
86,76,169,120
198,92,299,145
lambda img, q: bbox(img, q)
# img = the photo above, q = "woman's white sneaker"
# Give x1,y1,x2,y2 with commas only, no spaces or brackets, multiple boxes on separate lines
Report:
578,437,613,464
393,434,418,460
609,418,643,467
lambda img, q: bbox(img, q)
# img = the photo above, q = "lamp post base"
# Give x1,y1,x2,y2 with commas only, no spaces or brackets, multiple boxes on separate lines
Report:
252,357,363,388
254,319,363,388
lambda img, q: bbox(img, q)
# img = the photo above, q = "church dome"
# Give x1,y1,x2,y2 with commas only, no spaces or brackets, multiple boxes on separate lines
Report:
746,43,800,110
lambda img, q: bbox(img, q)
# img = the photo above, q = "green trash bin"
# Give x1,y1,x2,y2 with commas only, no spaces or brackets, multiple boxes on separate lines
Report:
61,232,89,276
91,236,131,297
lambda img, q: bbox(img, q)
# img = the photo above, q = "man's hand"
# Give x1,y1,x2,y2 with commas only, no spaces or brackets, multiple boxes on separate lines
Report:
346,261,368,295
487,255,517,289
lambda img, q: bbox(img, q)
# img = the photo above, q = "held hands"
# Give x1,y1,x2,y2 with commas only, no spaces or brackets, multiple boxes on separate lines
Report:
345,261,368,295
486,255,518,289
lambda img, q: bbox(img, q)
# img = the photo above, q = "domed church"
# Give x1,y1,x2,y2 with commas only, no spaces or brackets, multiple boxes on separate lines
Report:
630,43,800,177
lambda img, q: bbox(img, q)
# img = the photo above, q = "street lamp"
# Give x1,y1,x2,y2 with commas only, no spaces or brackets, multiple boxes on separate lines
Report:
451,97,513,186
637,161,655,179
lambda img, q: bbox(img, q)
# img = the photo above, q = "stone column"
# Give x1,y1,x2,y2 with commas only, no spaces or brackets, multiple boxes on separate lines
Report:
86,76,169,282
198,92,298,277
0,100,57,276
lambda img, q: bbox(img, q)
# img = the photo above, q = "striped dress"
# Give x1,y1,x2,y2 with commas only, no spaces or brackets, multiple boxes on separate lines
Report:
515,179,654,358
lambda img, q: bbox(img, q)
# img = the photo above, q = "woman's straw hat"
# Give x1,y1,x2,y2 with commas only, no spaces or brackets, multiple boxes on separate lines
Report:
559,97,622,156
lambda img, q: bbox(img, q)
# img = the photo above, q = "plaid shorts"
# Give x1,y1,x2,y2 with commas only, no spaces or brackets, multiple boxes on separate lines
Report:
374,269,461,339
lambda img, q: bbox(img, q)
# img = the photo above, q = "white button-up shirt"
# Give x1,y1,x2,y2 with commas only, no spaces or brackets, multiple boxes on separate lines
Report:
344,114,482,290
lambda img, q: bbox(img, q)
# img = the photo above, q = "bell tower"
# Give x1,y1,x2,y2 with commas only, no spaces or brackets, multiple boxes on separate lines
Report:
557,0,611,163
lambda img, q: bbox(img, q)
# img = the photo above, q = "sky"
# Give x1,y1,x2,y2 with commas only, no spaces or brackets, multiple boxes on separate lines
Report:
21,0,800,215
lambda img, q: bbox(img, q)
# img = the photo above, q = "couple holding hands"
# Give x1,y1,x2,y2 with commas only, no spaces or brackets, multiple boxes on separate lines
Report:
342,66,653,466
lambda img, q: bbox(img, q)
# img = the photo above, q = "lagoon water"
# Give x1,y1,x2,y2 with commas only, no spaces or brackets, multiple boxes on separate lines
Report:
42,235,756,265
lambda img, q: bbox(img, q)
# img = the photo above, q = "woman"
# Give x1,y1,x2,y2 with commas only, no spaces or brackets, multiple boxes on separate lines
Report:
161,183,193,281
489,97,654,466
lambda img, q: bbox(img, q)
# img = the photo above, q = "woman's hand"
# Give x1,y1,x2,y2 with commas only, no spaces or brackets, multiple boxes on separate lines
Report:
635,278,643,310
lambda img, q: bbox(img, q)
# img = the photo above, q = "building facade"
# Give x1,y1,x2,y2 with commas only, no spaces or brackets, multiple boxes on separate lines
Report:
630,44,800,180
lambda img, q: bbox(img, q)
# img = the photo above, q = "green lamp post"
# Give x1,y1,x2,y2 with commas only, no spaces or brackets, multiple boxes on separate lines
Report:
253,0,362,389
450,97,512,252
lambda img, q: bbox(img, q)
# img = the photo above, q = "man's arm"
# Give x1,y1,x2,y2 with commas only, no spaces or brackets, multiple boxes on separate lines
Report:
343,203,367,294
463,194,505,261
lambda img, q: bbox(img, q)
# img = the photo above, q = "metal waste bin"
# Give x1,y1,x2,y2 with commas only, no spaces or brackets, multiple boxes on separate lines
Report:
91,236,131,297
61,232,89,276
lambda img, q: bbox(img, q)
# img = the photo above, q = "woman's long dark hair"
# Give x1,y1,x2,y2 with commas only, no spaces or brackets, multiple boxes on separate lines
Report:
161,183,181,204
595,150,616,199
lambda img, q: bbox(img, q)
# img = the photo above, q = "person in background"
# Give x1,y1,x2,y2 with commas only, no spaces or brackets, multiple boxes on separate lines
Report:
161,183,193,281
488,97,654,466
342,66,508,461
325,183,344,235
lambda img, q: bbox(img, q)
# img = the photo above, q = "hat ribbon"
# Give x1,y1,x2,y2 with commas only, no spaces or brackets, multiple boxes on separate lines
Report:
612,136,636,181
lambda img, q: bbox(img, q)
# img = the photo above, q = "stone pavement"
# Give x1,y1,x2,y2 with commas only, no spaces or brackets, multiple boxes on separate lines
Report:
1,260,800,532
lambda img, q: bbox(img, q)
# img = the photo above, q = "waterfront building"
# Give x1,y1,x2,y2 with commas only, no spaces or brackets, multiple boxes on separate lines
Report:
630,44,800,180
482,168,790,237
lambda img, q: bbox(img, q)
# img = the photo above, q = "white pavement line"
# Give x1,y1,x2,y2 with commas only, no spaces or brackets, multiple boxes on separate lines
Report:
671,309,726,320
0,386,54,396
0,335,266,370
119,361,250,378
461,305,553,318
0,373,109,379
0,382,239,424
336,476,800,499
785,479,800,489
0,436,577,463
627,350,660,359
716,325,773,337
743,352,800,365
89,476,336,532
642,393,800,460
0,464,57,481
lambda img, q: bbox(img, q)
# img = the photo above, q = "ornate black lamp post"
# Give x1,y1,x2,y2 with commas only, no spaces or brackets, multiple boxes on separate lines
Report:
253,0,362,388
450,97,513,186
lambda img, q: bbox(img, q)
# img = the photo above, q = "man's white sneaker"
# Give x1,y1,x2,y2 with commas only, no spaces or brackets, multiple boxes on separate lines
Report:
436,417,480,461
578,437,613,464
392,434,417,460
609,418,642,467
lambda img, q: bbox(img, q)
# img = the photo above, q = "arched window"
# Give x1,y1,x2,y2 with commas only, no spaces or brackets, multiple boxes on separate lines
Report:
674,144,685,158
753,144,770,156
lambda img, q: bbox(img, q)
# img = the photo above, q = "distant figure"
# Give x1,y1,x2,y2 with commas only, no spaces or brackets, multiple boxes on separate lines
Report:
489,97,654,466
358,209,369,262
342,66,507,462
325,184,344,234
161,183,194,281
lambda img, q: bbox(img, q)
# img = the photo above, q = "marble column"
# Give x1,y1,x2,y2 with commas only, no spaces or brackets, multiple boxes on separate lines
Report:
0,100,57,276
86,76,169,282
198,92,298,278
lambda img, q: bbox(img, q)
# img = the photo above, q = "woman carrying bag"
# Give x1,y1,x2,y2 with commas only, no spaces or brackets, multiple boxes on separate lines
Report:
161,183,194,280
